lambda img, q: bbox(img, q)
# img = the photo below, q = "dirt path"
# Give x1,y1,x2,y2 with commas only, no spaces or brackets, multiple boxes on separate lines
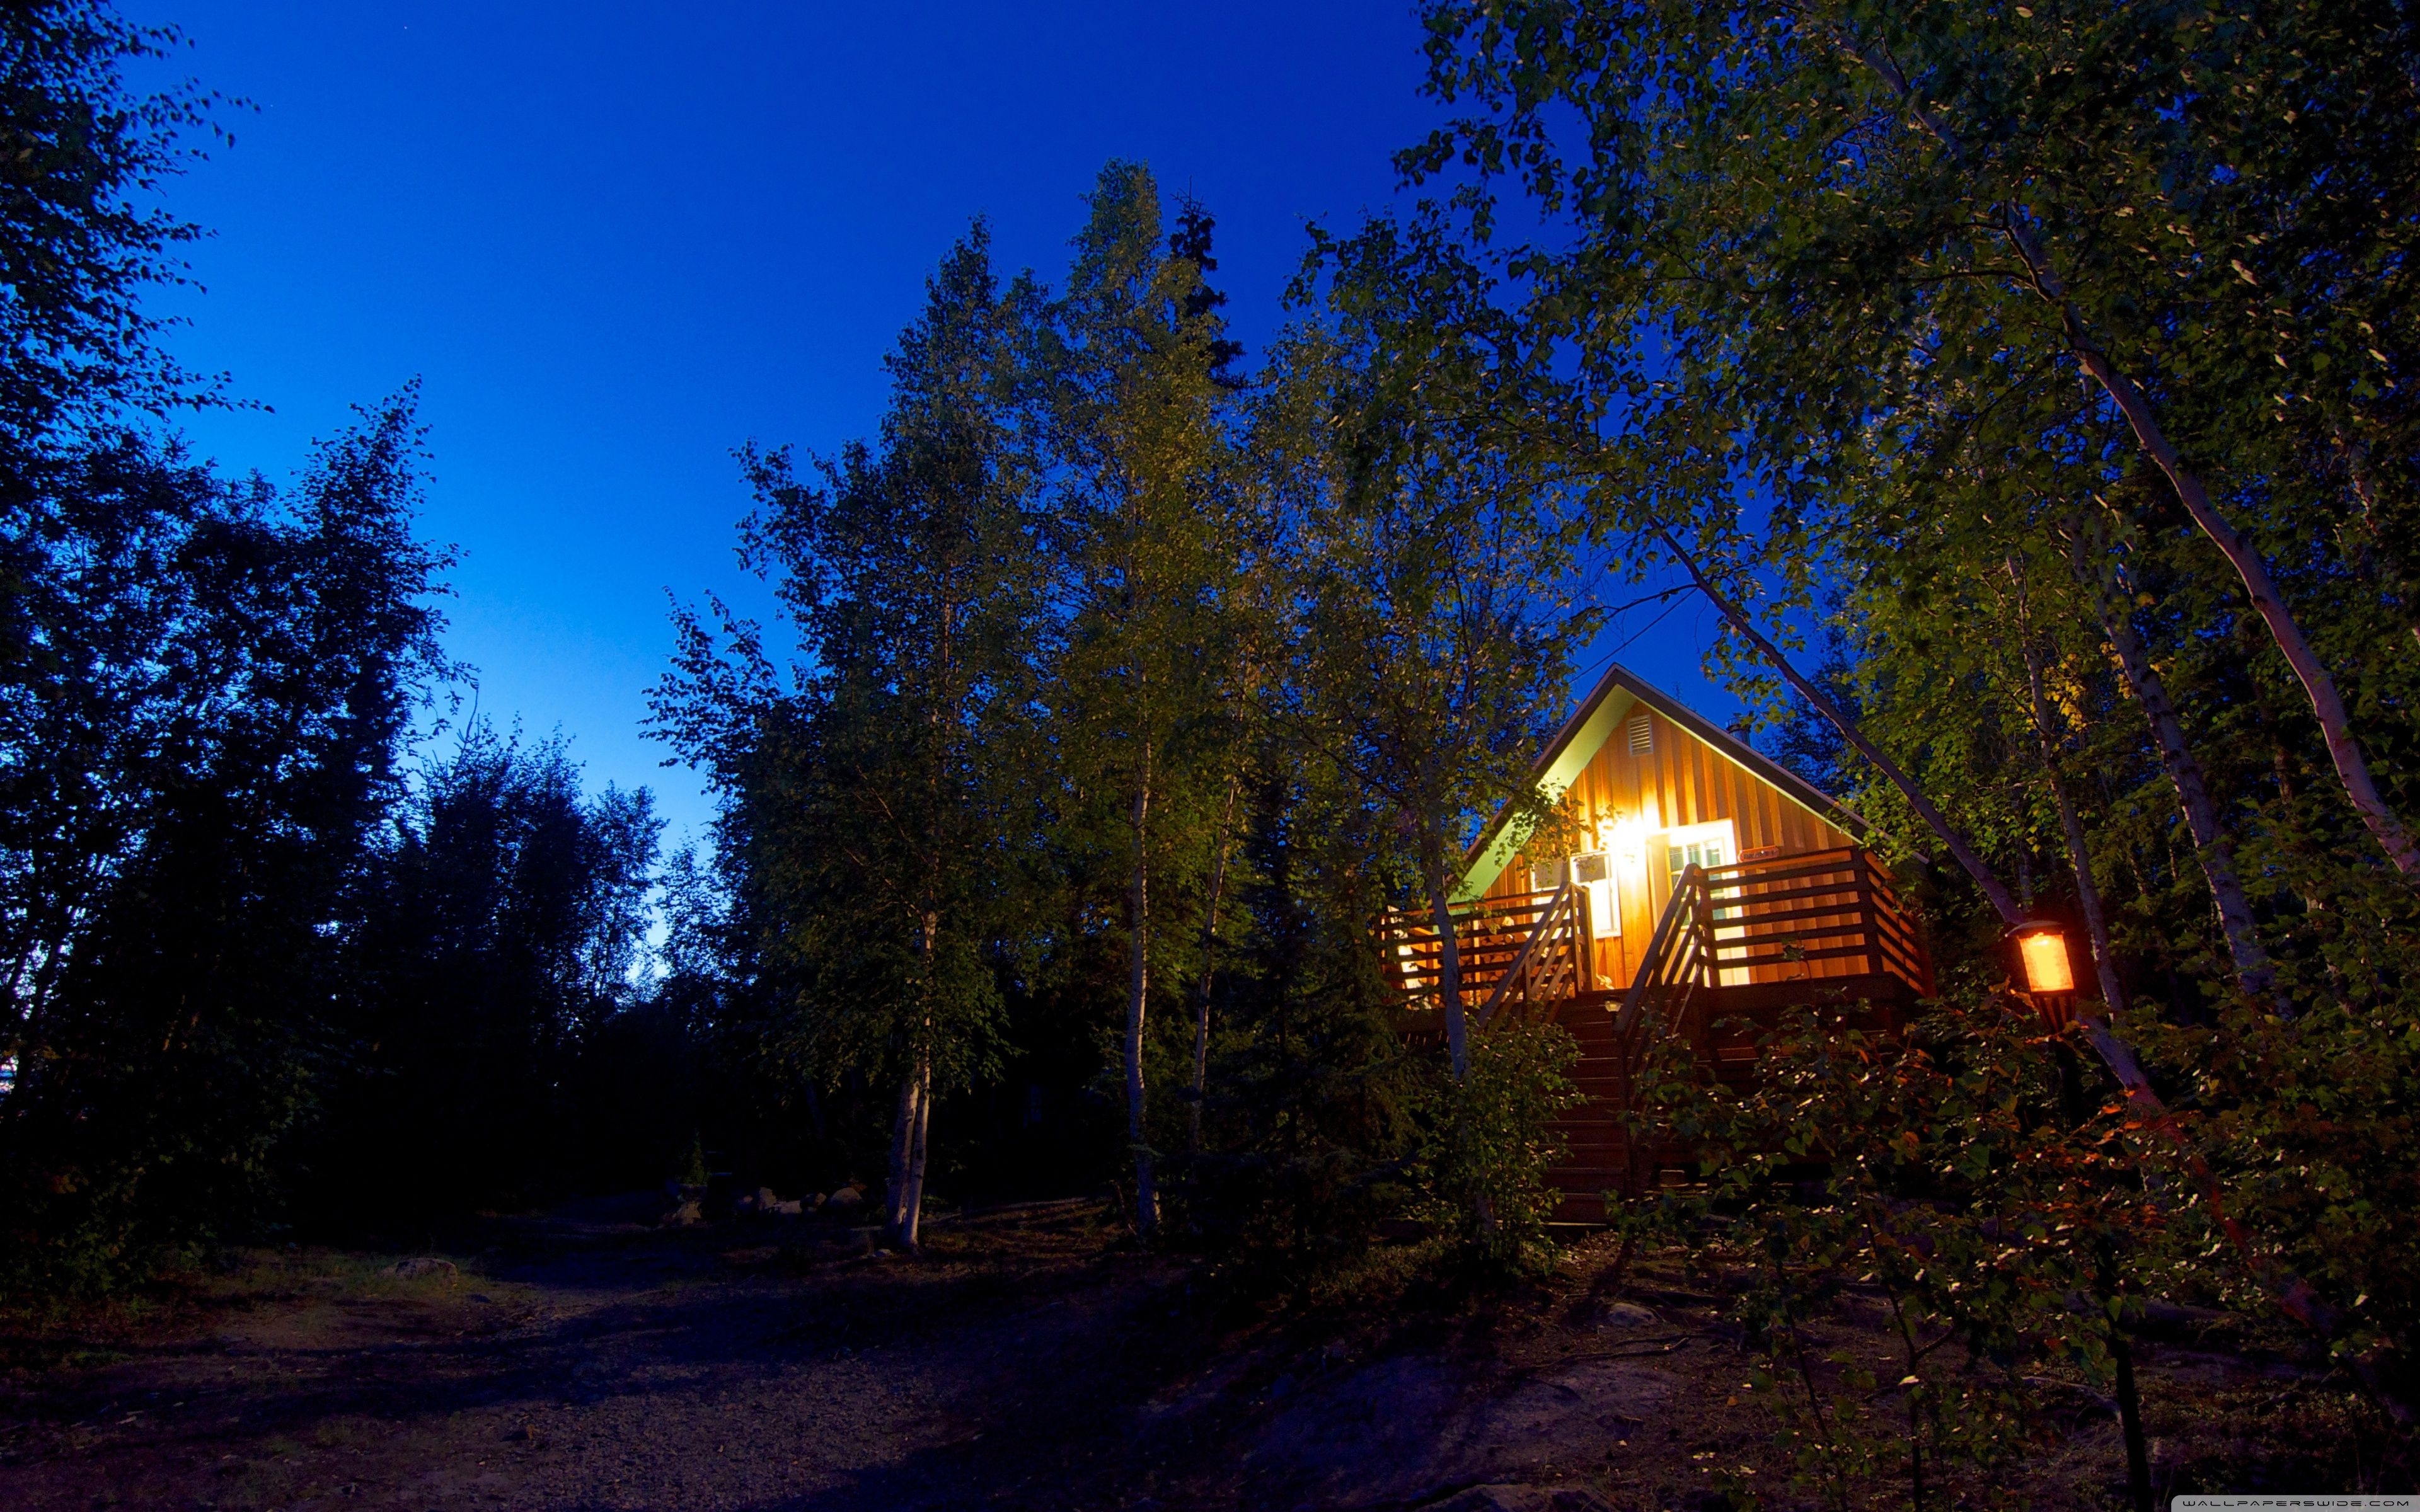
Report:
1,1198,1230,1511
1,1196,2370,1509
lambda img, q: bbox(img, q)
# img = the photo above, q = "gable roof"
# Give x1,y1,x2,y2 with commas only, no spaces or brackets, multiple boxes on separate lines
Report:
1453,660,1865,901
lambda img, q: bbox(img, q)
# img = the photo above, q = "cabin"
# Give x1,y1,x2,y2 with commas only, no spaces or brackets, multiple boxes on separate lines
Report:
1388,663,1933,1221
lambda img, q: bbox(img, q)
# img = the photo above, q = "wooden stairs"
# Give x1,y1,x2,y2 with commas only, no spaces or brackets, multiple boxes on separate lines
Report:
1389,847,1931,1222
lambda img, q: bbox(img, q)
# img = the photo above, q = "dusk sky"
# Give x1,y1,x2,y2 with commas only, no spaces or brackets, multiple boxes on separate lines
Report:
120,0,1734,851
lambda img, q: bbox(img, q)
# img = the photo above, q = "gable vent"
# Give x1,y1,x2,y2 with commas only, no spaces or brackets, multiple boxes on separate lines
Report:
1626,714,1654,755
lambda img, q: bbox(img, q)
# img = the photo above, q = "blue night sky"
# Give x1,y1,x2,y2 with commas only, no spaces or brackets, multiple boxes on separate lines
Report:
121,1,1736,852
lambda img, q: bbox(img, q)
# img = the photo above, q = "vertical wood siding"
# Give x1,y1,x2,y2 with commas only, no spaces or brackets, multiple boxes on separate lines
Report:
1481,706,1855,990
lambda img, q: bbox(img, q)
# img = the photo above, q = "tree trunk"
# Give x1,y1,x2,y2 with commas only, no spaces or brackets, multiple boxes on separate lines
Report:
2019,573,2165,1506
1424,844,1470,1084
1658,527,2024,925
2111,1317,2155,1512
2067,345,2420,882
2009,558,2128,1014
1850,31,2420,884
1422,839,1498,1234
887,906,940,1251
883,1059,927,1249
1126,743,1158,1239
901,1052,931,1248
1187,773,1242,1155
2065,537,2285,1011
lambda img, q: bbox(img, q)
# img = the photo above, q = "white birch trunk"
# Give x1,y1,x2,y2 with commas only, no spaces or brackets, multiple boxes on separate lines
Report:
1187,774,1242,1154
1125,742,1158,1238
883,1063,925,1248
1851,35,2420,883
1659,527,2025,926
2069,547,2286,1010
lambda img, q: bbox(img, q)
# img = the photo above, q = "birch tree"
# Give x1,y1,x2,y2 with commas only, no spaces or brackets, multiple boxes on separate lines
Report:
654,229,1042,1251
1272,209,1589,1090
1035,164,1245,1240
1409,0,2420,883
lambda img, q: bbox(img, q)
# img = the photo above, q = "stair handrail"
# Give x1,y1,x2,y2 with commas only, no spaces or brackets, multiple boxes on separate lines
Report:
1610,862,1710,1041
1474,878,1581,1029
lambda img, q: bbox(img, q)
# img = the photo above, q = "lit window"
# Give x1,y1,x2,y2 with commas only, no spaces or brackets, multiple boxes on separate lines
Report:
1571,851,1617,937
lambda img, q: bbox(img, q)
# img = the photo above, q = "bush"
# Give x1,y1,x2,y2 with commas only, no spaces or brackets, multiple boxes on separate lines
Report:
1624,995,2169,1507
1409,1017,1583,1272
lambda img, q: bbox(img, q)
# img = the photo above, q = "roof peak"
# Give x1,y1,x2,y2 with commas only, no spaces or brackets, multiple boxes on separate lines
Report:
1454,660,1865,900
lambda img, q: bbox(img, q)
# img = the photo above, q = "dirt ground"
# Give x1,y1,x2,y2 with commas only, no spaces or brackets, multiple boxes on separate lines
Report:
0,1196,2397,1510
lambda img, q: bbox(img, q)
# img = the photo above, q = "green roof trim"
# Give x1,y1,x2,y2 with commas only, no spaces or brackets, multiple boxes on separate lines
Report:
1452,684,1637,903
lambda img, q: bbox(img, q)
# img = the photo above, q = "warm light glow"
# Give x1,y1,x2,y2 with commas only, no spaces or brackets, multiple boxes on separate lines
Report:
1606,818,1650,869
2018,929,2075,994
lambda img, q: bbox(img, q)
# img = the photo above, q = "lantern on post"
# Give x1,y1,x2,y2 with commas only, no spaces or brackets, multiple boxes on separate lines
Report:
2008,919,2077,1031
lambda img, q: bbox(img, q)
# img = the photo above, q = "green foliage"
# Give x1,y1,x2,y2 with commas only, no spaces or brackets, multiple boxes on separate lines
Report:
1034,163,1255,1234
1274,207,1594,907
1409,1017,1582,1270
2136,968,2420,1383
1632,997,2168,1507
1178,764,1420,1283
0,400,452,1295
653,225,1050,1239
1410,0,2420,1424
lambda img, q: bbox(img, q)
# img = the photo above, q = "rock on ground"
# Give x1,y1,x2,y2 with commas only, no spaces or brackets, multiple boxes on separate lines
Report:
1422,1486,1614,1512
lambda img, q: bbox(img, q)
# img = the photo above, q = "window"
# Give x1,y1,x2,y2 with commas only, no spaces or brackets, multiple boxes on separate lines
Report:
1664,827,1742,977
1662,820,1734,880
1571,850,1618,937
1529,853,1618,936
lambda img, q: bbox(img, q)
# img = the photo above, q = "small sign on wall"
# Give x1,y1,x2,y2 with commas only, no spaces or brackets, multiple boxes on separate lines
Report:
1742,845,1782,861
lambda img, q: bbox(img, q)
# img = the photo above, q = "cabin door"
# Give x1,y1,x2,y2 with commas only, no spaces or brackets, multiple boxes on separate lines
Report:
1649,820,1744,984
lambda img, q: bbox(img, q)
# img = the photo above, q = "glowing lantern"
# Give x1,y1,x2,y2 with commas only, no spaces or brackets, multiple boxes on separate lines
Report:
2015,925,2075,995
2008,920,2077,1031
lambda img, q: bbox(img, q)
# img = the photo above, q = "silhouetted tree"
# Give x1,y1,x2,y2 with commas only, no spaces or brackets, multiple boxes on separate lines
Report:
0,398,451,1290
318,722,657,1223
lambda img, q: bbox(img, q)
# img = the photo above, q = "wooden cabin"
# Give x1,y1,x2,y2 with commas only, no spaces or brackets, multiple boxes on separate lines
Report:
1388,663,1933,1221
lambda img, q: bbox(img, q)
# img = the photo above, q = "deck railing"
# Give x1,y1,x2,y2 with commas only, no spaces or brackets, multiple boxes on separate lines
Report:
1385,881,1594,1022
1610,860,1715,1039
1394,845,1928,1034
1612,845,1930,1048
1695,847,1932,994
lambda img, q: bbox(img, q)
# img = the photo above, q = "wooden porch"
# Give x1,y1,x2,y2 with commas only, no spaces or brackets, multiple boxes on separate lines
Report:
1388,846,1932,1221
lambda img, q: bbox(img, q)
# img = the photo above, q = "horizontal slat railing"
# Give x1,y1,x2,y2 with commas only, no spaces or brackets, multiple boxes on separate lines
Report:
1391,846,1931,1021
1476,880,1587,1028
1534,846,1932,1217
1696,847,1930,997
1611,862,1710,1040
1385,887,1574,1012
